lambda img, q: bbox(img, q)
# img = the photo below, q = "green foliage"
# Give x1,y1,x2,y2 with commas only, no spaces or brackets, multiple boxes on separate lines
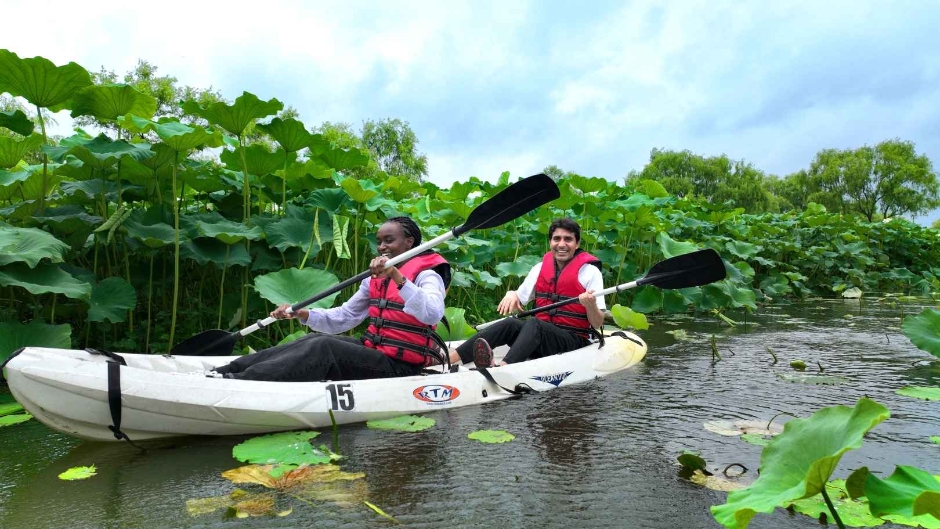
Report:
58,465,97,480
0,225,70,267
611,304,650,330
253,268,340,308
437,307,477,341
896,387,940,401
0,413,32,427
710,398,890,528
902,308,940,359
847,466,940,522
232,431,340,466
468,430,515,443
0,50,91,109
87,277,137,323
361,118,428,181
366,415,435,432
0,320,71,361
0,109,34,136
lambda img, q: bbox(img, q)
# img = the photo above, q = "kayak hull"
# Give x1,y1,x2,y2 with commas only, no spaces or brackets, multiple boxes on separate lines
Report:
3,333,646,442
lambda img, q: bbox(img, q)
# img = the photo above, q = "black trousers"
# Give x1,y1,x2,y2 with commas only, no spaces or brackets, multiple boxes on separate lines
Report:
455,318,587,365
214,333,423,382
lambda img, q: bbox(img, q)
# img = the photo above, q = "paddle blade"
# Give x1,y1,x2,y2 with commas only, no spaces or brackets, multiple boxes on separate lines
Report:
169,329,239,356
638,249,726,290
455,173,560,235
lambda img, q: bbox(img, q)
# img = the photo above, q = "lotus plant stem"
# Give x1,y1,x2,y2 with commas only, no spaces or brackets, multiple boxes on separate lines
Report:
710,335,721,362
766,411,796,431
146,253,153,353
217,246,230,329
36,104,48,213
50,294,56,324
123,235,133,332
722,463,747,476
328,409,339,454
168,154,181,353
820,486,845,529
765,346,778,365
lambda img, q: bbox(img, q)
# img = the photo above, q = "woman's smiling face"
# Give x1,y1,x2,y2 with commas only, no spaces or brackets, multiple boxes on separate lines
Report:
376,221,414,258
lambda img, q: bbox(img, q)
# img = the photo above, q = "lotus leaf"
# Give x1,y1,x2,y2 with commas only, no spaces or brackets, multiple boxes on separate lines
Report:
263,217,318,253
0,167,31,188
692,470,748,492
232,431,340,466
0,263,92,299
0,109,34,136
790,360,807,371
725,241,761,260
182,92,283,137
194,219,263,245
662,290,691,314
438,307,476,341
632,286,663,313
495,255,541,278
0,403,23,416
58,465,96,481
843,287,863,299
253,268,340,308
740,434,772,447
0,133,43,168
677,450,709,472
787,480,885,527
634,178,669,198
220,144,286,176
87,277,137,323
468,430,515,443
256,117,317,153
902,309,940,359
71,84,157,121
704,420,783,437
897,387,940,401
932,437,940,445
316,146,371,172
0,413,32,427
340,178,380,203
0,225,70,267
366,415,435,432
711,398,890,529
0,50,92,109
123,218,175,248
665,329,690,341
847,466,940,521
0,320,72,362
611,304,649,330
118,115,222,153
657,232,698,259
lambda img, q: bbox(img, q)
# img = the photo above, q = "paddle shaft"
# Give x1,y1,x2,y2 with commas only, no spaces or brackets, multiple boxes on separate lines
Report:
238,229,459,337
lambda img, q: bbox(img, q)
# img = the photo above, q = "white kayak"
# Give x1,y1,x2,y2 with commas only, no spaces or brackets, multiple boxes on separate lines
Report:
3,332,647,442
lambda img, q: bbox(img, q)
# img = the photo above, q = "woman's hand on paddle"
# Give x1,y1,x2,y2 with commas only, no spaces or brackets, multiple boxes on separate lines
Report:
370,256,403,284
497,291,523,315
271,303,308,322
578,290,598,308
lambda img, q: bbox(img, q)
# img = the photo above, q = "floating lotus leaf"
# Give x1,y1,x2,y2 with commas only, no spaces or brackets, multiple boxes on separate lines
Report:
0,413,32,427
657,232,698,259
0,133,42,168
182,91,283,137
87,277,137,323
0,263,92,299
58,465,96,481
790,360,807,371
0,50,92,109
438,307,476,342
0,109,34,136
70,84,157,121
704,420,785,438
665,329,690,341
847,466,940,522
232,431,340,466
186,490,251,516
367,415,435,432
0,225,70,267
902,309,940,359
787,480,884,527
692,470,748,492
610,304,649,330
932,437,940,445
468,430,515,443
0,320,71,362
711,398,890,529
776,373,851,385
897,387,940,401
253,268,340,308
740,434,772,447
632,286,663,313
0,403,23,416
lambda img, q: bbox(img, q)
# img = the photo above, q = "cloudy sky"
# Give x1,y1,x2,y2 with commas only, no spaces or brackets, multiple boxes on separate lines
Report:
4,0,939,224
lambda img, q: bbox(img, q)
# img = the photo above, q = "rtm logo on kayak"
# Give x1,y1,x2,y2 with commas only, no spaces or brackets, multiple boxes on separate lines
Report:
530,371,573,387
413,385,460,404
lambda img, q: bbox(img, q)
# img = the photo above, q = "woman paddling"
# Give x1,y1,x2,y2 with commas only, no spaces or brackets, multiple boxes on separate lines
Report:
209,216,451,381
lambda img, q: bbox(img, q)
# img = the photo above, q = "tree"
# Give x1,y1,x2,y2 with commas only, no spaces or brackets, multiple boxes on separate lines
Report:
626,148,775,213
543,164,579,181
361,118,428,182
805,140,939,221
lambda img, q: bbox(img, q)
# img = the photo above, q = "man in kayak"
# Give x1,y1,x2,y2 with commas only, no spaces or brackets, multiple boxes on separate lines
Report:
450,217,605,368
209,216,451,381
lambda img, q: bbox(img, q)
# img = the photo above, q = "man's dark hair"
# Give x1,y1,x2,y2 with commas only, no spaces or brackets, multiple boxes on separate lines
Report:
386,216,421,247
548,217,581,242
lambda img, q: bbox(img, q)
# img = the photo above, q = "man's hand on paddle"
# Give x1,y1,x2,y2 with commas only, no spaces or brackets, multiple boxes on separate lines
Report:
578,290,598,308
497,291,524,315
271,304,309,323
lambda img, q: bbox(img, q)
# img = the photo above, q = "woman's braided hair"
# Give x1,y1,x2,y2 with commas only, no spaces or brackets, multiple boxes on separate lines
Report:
387,216,421,248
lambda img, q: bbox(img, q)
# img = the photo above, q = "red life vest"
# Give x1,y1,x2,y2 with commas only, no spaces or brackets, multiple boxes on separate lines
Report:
362,252,450,366
534,250,602,339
